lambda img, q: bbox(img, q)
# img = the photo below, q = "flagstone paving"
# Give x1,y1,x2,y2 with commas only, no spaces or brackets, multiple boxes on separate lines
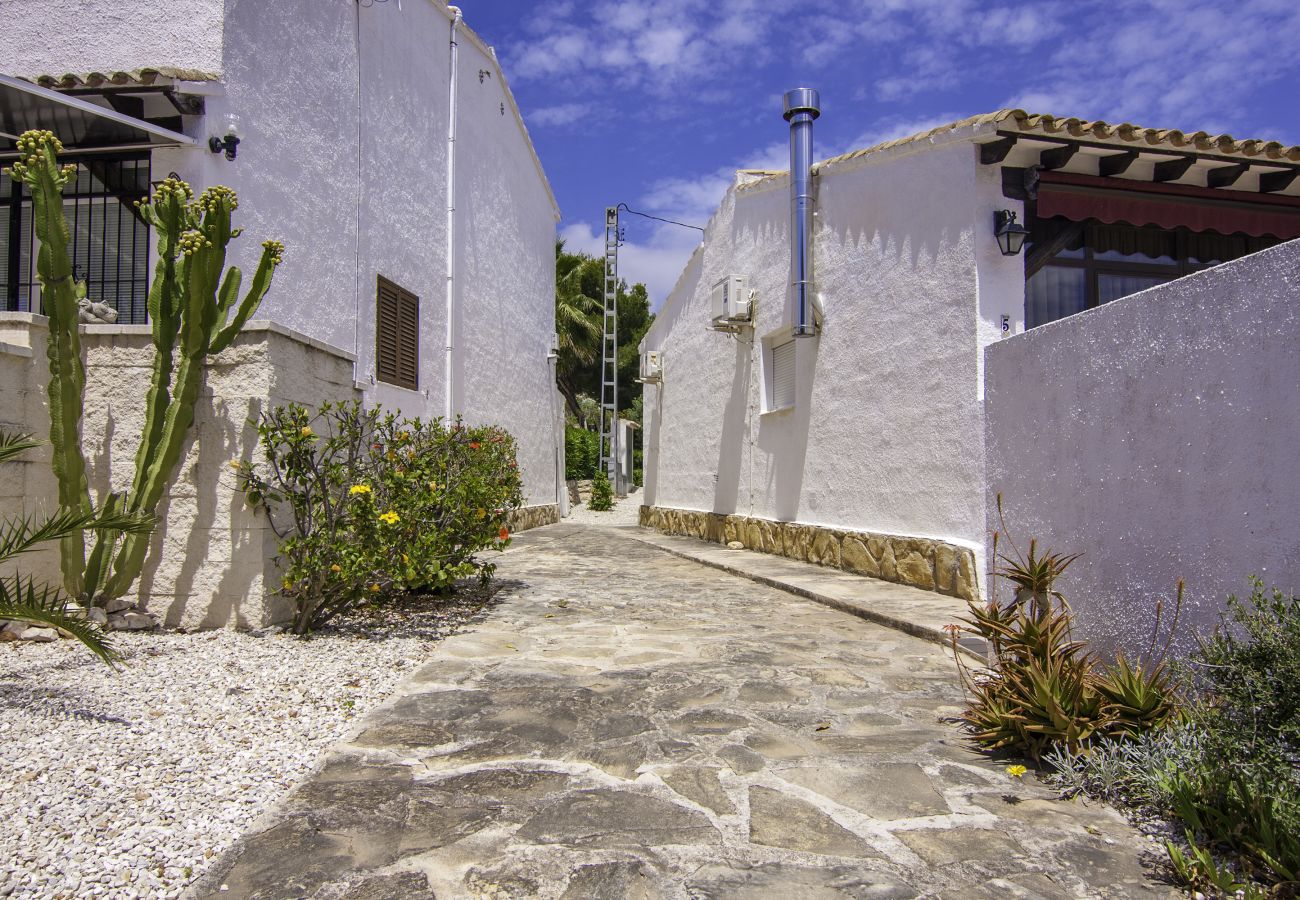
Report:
197,524,1175,899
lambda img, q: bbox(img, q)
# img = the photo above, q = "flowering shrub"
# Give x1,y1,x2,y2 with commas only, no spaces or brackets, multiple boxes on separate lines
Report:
235,401,522,634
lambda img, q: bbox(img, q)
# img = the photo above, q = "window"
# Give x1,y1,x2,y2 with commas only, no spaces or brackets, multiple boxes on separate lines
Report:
1025,218,1280,329
762,333,796,413
375,276,419,390
1,155,151,323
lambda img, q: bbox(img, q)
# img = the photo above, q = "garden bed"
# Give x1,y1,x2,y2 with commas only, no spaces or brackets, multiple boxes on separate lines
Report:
0,588,498,898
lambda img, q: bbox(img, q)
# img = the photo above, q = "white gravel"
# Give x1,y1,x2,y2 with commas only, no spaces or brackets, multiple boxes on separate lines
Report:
563,486,643,527
0,593,492,899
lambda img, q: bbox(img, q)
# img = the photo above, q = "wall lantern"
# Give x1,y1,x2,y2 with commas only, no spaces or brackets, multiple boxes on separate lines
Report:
994,209,1029,256
208,113,241,161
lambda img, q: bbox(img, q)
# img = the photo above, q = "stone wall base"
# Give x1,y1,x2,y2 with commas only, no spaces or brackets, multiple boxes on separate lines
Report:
510,504,560,532
639,505,978,602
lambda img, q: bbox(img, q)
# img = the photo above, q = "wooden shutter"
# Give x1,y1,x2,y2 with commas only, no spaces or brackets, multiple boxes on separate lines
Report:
376,276,419,390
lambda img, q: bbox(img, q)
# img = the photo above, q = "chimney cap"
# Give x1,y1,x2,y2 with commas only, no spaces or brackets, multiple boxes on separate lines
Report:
782,88,821,121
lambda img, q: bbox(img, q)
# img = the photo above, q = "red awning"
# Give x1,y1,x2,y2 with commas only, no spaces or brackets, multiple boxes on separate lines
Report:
1036,171,1300,240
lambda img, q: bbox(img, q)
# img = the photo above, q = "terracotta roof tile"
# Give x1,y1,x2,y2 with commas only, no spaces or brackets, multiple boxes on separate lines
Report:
27,69,219,89
804,109,1300,178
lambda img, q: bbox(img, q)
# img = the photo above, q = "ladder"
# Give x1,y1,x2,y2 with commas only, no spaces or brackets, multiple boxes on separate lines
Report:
598,206,620,495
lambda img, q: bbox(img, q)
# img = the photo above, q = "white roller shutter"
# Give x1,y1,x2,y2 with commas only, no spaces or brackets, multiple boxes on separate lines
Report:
770,338,796,411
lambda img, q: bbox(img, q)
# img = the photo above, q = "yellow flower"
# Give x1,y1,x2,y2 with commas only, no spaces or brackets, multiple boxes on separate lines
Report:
1007,764,1027,778
398,431,410,442
378,510,400,525
330,564,341,573
349,484,372,495
369,583,381,593
476,508,486,519
428,481,439,491
300,426,314,438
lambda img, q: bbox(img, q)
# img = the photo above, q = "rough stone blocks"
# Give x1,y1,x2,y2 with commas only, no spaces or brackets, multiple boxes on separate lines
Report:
642,505,979,602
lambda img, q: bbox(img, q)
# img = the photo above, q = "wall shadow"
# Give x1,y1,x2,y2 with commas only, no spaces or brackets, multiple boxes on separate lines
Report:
712,332,752,514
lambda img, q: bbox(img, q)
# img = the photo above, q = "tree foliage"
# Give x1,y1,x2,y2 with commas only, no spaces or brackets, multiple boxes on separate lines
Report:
554,240,653,422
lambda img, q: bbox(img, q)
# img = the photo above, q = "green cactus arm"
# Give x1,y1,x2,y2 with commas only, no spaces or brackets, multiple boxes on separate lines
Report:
210,241,282,354
102,344,206,600
215,266,243,322
102,229,225,599
10,132,93,598
127,193,188,515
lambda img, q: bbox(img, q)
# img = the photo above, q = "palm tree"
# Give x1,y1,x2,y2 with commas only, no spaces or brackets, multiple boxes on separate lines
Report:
555,239,604,420
1,431,150,666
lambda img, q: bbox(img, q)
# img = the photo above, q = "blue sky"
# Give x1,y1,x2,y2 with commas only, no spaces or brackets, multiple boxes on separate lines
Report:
461,0,1300,308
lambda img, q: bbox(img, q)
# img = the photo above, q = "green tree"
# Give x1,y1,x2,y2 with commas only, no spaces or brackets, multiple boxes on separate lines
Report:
554,240,655,424
555,240,603,420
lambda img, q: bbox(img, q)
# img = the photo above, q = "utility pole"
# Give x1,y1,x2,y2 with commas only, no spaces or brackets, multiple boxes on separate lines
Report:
598,206,622,496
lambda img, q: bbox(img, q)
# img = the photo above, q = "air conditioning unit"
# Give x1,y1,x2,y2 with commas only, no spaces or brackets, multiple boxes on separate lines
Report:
639,350,664,383
710,274,751,325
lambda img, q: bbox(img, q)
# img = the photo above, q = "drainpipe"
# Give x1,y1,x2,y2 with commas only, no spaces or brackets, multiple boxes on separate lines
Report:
783,87,821,337
444,6,462,421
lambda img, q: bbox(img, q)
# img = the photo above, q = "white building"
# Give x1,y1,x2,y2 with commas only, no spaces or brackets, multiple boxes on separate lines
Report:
1,0,564,517
640,96,1300,618
0,1,565,627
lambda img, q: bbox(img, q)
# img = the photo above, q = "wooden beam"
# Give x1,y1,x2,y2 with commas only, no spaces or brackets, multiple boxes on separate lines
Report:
1153,157,1195,183
1025,220,1085,280
104,94,144,119
1098,151,1138,177
979,136,1017,165
1038,144,1077,170
1260,169,1300,194
1206,163,1249,188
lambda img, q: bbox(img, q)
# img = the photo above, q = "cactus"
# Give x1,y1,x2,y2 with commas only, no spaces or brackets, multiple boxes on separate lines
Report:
7,132,285,604
97,182,284,600
6,132,94,597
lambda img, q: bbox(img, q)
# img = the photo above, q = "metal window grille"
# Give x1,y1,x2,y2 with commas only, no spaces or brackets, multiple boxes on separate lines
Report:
1,154,151,324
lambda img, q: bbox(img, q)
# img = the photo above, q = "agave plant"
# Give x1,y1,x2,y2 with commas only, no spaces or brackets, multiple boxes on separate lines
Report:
992,494,1080,616
0,431,149,665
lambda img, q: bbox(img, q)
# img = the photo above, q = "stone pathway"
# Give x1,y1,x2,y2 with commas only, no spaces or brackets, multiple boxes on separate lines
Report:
197,524,1174,899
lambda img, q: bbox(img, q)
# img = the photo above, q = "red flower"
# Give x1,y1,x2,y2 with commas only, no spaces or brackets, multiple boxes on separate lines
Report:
498,526,510,541
469,441,481,450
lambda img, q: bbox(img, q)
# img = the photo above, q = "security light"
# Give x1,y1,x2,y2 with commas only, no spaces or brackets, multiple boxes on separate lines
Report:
994,209,1029,256
208,113,241,161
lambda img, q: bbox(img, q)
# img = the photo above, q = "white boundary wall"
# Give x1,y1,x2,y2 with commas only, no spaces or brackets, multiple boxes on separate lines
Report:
984,240,1300,655
642,136,1023,580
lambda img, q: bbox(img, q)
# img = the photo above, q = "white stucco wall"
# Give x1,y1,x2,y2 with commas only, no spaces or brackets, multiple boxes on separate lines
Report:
452,37,562,508
0,314,360,629
33,0,562,509
643,136,1022,577
209,0,556,507
2,0,225,76
984,239,1300,657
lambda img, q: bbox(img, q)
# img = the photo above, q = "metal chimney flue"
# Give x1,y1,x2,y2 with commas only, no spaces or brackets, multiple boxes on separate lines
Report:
783,87,820,338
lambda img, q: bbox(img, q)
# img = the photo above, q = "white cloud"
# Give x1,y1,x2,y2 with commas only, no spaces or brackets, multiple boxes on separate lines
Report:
528,103,592,128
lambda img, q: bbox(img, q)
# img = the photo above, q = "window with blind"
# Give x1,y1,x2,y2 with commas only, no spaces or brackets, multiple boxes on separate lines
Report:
375,276,419,391
763,333,796,413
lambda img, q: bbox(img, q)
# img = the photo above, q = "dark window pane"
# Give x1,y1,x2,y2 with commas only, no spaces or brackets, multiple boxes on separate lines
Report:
1026,265,1086,327
1098,273,1170,305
